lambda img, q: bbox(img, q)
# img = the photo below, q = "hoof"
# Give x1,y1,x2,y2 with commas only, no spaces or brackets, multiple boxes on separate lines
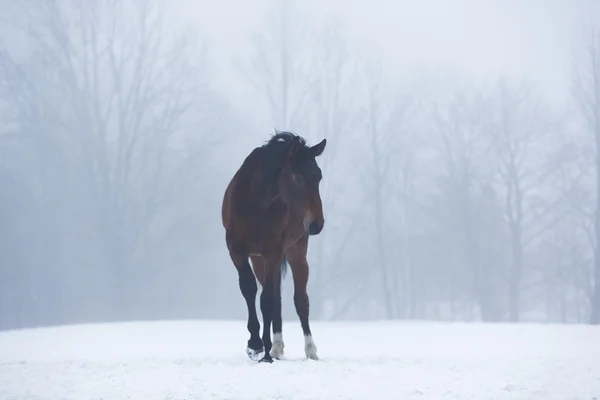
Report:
246,346,265,361
259,354,274,363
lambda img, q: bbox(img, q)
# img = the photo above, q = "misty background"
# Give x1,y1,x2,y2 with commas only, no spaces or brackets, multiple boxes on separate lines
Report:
1,0,600,330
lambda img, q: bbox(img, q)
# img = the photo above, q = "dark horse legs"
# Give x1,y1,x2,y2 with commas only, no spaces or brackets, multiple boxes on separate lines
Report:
231,240,316,362
231,253,264,360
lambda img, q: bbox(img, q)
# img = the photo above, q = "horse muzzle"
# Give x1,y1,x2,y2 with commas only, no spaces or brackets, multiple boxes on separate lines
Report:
303,218,324,236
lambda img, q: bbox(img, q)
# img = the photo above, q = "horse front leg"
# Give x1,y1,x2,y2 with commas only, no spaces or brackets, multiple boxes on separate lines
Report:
270,258,284,359
286,237,319,360
293,268,318,360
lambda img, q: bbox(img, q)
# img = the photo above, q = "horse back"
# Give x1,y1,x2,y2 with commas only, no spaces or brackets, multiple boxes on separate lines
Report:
222,147,263,230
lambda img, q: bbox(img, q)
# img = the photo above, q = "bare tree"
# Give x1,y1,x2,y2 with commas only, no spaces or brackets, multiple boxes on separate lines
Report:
571,23,600,324
430,86,504,321
488,78,562,322
356,59,418,318
0,0,217,320
558,144,596,321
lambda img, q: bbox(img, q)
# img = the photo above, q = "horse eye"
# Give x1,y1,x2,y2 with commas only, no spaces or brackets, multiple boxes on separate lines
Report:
293,173,304,184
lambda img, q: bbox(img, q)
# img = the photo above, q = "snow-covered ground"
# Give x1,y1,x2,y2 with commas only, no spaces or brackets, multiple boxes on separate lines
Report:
0,319,598,399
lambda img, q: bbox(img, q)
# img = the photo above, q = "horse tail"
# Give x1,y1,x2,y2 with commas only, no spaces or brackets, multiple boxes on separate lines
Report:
280,255,288,280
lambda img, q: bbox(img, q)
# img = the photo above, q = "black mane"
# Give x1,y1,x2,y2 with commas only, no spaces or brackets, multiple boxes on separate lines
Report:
258,131,311,188
264,131,308,153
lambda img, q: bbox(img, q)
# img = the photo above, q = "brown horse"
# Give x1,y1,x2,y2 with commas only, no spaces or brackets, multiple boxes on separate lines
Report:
221,131,327,363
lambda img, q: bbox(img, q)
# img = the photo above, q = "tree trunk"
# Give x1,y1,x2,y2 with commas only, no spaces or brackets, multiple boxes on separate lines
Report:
591,268,600,324
591,151,600,324
371,136,394,319
508,224,523,322
591,96,600,325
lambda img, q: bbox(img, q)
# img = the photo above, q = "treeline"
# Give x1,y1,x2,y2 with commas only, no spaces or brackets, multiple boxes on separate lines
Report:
0,0,598,330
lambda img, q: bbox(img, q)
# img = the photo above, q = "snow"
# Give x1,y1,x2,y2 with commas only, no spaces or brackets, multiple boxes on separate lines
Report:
0,319,598,399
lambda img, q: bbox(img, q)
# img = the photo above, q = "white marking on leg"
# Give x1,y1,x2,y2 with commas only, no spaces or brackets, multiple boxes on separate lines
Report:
304,334,318,360
270,332,285,359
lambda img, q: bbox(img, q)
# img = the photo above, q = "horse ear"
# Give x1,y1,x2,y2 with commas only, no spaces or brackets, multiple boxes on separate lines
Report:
311,139,327,157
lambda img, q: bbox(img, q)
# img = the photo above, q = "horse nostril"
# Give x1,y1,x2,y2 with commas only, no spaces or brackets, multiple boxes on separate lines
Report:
308,220,324,235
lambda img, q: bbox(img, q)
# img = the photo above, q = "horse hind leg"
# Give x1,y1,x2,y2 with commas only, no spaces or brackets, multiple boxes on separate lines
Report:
253,253,285,363
232,252,264,361
259,276,275,363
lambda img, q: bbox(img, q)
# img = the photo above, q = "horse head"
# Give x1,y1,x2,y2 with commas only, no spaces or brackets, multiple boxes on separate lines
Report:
262,132,327,236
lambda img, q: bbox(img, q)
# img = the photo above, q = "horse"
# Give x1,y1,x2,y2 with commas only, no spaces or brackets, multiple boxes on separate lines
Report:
221,131,327,363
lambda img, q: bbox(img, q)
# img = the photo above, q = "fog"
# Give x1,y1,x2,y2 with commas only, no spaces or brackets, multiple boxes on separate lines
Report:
1,0,600,330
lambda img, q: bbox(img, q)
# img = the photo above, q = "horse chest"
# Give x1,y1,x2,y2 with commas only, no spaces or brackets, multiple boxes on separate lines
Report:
244,213,303,254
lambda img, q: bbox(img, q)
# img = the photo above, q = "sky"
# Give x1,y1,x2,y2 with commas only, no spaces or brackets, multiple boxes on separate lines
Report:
172,0,598,113
1,0,595,113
